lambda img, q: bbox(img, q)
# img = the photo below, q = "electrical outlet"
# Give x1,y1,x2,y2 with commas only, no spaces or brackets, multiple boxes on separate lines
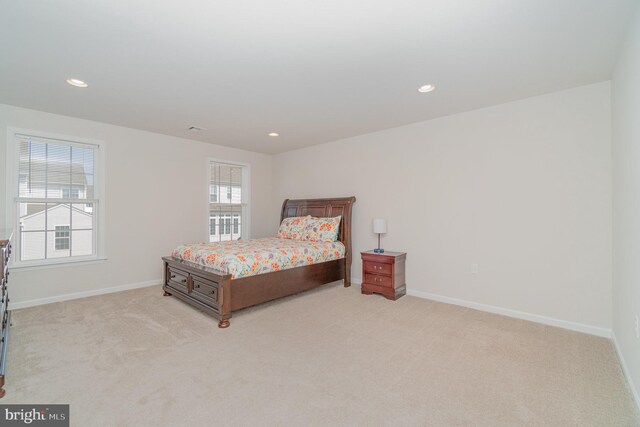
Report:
635,315,639,339
470,263,479,274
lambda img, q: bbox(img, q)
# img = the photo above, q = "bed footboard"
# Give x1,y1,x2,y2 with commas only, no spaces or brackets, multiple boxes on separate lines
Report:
162,257,232,328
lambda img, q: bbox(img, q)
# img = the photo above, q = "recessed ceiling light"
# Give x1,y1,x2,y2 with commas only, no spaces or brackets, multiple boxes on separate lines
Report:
418,84,436,93
188,126,206,132
66,78,88,88
268,132,279,137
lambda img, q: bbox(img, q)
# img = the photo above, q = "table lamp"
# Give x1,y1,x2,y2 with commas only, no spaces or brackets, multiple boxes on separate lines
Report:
373,218,387,253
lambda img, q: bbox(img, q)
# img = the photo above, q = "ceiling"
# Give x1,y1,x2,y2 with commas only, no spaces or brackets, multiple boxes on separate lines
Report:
0,0,637,154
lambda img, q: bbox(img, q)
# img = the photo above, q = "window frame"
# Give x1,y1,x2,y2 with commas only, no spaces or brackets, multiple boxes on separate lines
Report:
5,127,106,268
206,158,250,242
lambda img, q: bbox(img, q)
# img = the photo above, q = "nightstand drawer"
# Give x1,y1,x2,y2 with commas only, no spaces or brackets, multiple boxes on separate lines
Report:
364,273,392,288
363,261,392,275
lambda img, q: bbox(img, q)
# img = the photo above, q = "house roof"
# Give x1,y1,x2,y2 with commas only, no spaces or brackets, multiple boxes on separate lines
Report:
20,203,93,222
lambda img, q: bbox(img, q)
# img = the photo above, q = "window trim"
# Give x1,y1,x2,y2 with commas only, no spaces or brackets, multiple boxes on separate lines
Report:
5,127,106,268
206,158,250,242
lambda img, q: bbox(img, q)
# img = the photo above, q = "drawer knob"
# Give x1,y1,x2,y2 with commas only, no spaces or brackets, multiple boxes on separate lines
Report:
170,274,176,279
181,278,187,283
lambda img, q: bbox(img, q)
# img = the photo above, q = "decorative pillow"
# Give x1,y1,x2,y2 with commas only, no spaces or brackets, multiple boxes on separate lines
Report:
277,216,311,240
303,216,341,242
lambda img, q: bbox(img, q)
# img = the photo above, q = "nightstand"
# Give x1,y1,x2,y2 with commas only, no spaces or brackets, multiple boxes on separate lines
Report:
361,250,406,300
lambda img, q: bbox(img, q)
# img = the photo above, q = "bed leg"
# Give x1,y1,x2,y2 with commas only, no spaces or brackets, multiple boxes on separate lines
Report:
344,259,351,287
217,278,232,329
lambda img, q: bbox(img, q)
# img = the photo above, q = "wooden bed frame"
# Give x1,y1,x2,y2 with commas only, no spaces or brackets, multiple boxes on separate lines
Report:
162,196,356,328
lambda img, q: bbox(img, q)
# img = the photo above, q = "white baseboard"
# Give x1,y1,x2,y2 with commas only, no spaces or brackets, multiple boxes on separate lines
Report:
612,332,640,412
10,279,162,310
15,277,612,338
351,277,611,338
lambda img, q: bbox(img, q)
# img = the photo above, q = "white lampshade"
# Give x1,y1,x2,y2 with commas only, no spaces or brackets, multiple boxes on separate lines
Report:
372,218,387,234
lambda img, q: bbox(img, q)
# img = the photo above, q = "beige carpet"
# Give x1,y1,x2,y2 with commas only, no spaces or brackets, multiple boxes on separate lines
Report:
3,283,639,426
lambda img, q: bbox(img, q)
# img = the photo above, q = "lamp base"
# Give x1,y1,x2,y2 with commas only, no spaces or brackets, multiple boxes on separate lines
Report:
373,248,385,254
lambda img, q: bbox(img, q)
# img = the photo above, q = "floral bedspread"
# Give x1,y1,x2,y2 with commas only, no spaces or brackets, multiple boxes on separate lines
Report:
171,237,346,279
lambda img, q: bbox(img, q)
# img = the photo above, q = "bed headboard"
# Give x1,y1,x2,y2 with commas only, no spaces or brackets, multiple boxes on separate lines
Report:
280,197,356,283
280,196,356,245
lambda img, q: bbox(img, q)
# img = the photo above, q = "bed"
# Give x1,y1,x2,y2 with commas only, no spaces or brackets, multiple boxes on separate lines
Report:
162,197,356,328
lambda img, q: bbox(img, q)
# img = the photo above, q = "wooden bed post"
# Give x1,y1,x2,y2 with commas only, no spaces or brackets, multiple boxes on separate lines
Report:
343,197,355,287
218,276,232,328
162,263,172,296
344,257,351,287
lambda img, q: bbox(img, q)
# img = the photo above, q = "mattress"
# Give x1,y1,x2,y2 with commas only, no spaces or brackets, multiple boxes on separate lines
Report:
171,237,345,279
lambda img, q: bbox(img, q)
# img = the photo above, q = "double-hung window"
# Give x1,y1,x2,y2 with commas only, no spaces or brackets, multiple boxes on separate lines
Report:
208,161,249,242
9,131,102,265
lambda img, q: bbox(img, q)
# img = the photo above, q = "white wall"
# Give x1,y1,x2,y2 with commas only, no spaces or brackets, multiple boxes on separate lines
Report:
273,82,612,332
612,3,640,408
0,104,277,305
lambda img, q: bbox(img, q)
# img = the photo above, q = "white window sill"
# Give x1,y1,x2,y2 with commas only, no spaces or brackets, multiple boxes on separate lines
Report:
11,257,108,272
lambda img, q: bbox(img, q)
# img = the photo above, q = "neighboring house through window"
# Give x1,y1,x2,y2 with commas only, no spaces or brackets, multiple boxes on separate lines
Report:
209,160,249,242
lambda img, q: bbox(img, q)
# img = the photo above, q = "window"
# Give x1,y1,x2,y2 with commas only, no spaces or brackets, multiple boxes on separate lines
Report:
210,217,217,235
209,185,218,203
9,131,102,265
54,226,70,250
62,188,80,199
209,161,248,242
